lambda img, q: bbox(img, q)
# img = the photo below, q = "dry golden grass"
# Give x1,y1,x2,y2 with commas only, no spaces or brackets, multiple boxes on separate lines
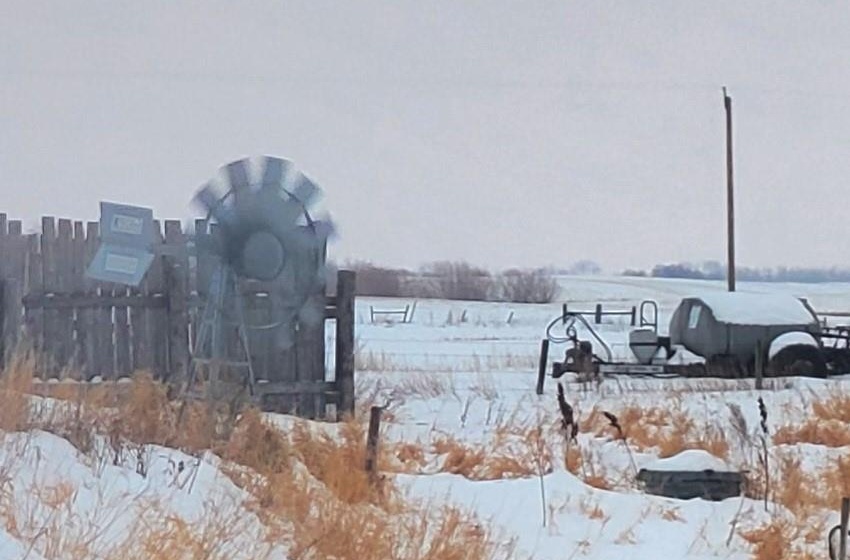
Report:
0,353,35,431
738,449,843,558
582,403,730,460
740,518,817,560
811,389,850,423
772,389,850,447
0,356,513,560
429,434,536,480
773,419,850,447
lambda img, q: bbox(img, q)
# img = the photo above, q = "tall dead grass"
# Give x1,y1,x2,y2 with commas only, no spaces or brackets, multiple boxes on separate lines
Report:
773,389,850,447
0,355,513,560
582,403,730,460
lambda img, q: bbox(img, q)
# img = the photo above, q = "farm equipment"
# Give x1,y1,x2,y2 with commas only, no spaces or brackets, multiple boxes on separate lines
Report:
543,292,850,380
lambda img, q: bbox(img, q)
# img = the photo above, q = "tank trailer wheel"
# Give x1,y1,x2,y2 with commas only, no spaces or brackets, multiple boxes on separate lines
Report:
768,344,827,378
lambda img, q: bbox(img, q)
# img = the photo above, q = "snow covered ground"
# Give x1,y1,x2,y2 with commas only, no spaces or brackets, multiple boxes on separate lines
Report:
350,275,850,558
3,275,850,559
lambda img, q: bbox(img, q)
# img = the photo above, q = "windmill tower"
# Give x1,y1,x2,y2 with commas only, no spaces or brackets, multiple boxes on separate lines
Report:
186,156,333,402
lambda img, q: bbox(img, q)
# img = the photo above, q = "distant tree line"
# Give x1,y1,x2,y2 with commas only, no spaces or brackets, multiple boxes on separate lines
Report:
327,260,561,303
623,260,850,283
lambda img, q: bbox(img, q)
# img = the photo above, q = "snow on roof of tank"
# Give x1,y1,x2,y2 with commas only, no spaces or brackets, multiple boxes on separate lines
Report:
688,292,817,326
642,449,733,472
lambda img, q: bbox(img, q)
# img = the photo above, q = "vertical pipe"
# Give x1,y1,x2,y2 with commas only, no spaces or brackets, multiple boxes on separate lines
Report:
536,339,549,395
724,87,736,292
838,498,850,560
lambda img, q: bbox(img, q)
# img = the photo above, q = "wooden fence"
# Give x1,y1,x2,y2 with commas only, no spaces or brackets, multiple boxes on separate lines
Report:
0,213,355,419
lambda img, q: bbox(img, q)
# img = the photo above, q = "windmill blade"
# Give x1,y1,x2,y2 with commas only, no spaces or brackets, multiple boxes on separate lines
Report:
226,158,260,224
289,173,320,209
260,156,293,194
225,158,252,193
259,175,322,240
194,182,235,227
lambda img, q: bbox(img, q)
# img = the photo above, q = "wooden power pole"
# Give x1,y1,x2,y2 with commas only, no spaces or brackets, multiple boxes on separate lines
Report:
723,87,736,292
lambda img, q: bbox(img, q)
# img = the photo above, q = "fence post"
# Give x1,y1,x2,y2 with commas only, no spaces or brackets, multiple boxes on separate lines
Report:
630,306,636,326
1,279,22,367
164,221,189,386
336,270,356,419
365,405,382,485
537,339,549,395
595,304,602,324
841,497,849,560
754,339,764,391
0,280,5,366
562,303,568,324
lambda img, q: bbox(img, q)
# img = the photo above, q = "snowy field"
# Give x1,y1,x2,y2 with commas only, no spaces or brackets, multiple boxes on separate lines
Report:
351,276,850,559
3,275,850,558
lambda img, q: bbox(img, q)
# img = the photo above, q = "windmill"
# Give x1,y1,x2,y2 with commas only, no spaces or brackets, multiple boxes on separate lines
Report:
85,155,333,404
186,155,333,401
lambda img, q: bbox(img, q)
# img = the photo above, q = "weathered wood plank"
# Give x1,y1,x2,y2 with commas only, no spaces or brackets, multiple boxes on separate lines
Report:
71,221,86,373
84,221,103,379
0,214,7,281
1,279,22,363
23,293,167,309
149,221,169,378
40,217,59,374
23,233,43,356
0,223,27,361
295,307,326,418
131,220,158,373
194,219,212,299
55,218,75,374
164,220,188,384
113,287,131,376
252,380,337,396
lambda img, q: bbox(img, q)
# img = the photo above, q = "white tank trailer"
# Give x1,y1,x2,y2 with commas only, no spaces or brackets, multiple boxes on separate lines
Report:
547,292,850,379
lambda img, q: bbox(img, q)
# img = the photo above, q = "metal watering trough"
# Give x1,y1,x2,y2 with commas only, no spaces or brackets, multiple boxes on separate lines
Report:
636,450,743,501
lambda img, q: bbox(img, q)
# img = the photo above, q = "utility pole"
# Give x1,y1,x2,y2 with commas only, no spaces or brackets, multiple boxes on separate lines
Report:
723,87,736,292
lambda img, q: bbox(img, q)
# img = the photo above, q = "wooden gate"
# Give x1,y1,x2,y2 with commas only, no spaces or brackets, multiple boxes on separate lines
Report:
0,213,355,419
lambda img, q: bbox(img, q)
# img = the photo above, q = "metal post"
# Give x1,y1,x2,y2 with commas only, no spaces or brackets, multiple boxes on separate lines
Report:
840,497,849,560
724,87,736,292
365,405,382,485
536,339,549,395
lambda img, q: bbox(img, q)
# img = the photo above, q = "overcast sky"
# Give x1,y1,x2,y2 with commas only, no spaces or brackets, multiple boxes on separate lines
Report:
3,1,850,272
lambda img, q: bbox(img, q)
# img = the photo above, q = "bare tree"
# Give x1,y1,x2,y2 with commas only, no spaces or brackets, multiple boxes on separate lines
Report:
421,261,494,301
498,268,559,303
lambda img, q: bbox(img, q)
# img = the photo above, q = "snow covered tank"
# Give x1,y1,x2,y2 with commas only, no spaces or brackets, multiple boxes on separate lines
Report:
668,292,821,365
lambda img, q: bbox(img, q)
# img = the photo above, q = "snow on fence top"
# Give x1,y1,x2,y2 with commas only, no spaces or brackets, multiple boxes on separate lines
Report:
692,292,817,326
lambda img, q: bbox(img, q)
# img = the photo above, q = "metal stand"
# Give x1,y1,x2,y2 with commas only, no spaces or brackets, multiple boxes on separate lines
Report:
183,264,256,402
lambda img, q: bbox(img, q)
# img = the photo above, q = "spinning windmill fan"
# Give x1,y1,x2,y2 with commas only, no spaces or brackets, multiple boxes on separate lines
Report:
187,156,333,396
